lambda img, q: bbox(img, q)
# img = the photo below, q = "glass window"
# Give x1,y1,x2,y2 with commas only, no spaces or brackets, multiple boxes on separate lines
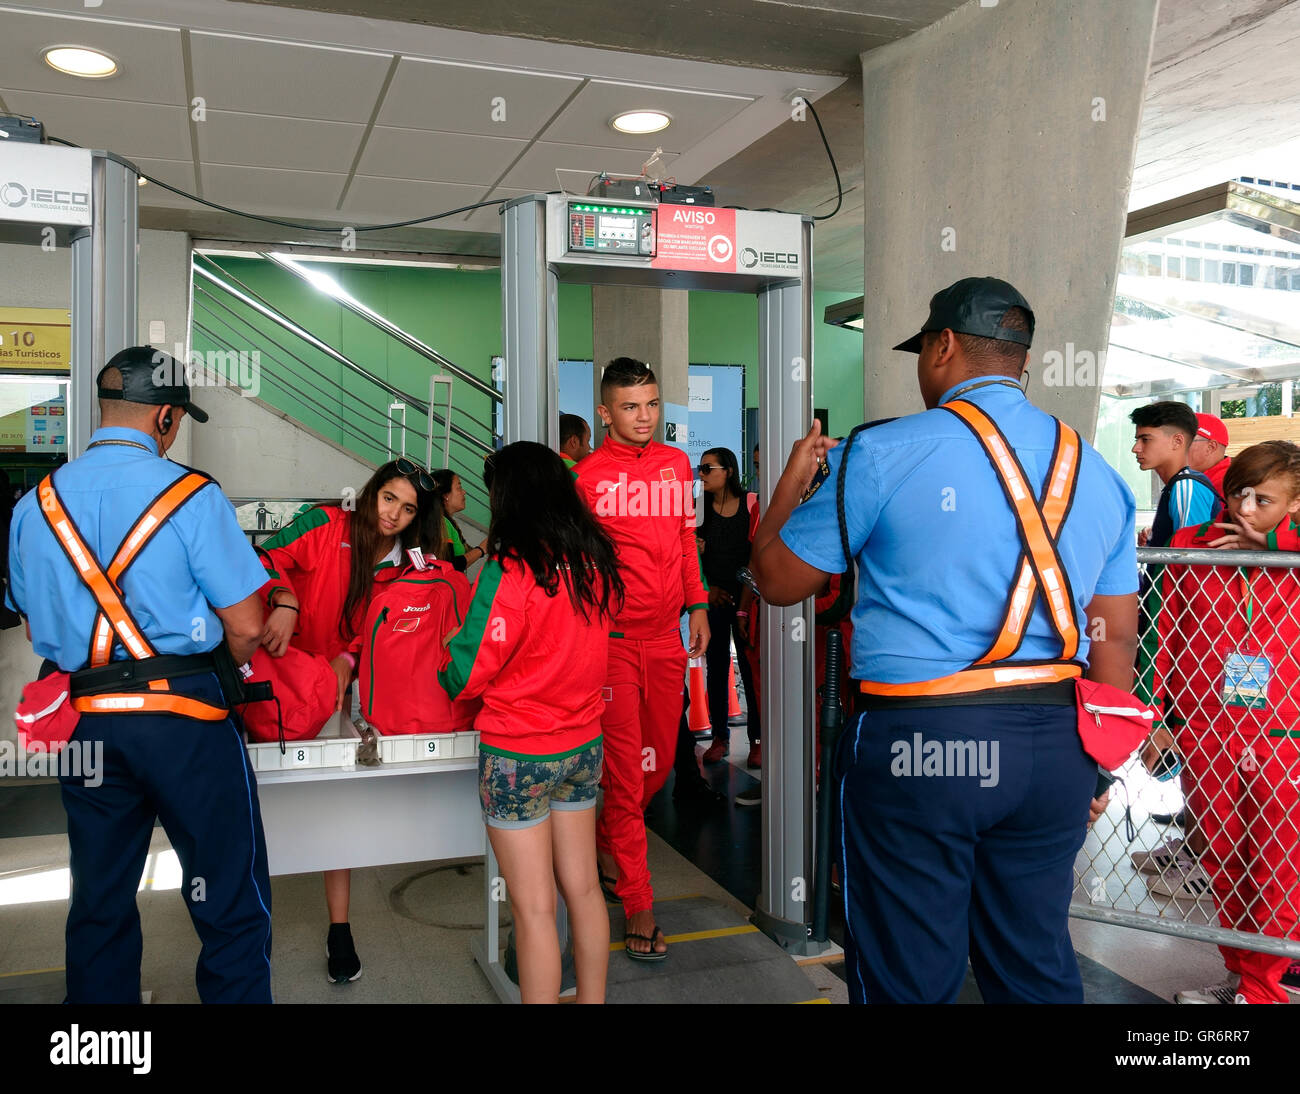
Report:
0,376,71,498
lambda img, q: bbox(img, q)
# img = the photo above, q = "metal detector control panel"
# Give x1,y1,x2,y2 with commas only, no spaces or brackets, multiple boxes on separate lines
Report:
566,200,655,257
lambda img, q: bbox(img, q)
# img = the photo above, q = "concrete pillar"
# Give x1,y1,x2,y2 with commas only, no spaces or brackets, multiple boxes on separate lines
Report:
860,0,1160,440
590,286,689,444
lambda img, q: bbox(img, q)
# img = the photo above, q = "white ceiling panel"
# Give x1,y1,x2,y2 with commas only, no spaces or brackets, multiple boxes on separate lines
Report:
377,57,582,139
133,158,201,210
545,81,755,152
202,164,347,218
0,87,192,161
358,126,526,187
342,176,486,226
500,140,672,192
460,188,536,234
0,10,185,104
188,32,393,124
198,110,366,175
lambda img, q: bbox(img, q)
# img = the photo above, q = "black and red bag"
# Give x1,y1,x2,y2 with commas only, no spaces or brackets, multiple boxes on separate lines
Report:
240,644,337,742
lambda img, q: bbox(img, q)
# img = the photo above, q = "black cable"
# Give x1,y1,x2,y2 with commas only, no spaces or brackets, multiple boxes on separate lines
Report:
723,95,842,221
46,134,518,234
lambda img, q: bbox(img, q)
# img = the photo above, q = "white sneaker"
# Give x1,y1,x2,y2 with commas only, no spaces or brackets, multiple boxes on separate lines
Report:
1147,866,1212,901
1175,974,1241,1004
1130,839,1190,874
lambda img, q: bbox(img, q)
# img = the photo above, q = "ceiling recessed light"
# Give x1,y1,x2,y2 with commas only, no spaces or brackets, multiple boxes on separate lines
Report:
611,110,671,135
43,47,118,79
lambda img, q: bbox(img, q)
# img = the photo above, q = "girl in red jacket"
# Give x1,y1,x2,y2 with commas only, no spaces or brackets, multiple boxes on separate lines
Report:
439,442,624,1003
1155,441,1300,1004
258,458,446,985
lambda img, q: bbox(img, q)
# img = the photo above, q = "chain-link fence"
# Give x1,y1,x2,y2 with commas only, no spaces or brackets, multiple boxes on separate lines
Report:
1073,546,1300,961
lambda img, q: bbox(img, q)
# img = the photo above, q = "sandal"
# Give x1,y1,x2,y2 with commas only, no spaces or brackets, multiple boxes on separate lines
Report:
624,923,668,962
599,872,620,904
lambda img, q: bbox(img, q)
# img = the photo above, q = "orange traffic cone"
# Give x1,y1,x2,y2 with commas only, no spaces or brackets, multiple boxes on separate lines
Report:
727,660,741,718
688,657,711,733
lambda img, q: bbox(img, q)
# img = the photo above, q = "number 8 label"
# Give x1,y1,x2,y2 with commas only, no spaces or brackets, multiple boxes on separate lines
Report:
293,747,309,766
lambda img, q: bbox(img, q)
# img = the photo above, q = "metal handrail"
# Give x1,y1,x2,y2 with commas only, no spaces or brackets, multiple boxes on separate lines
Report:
193,257,490,458
258,251,502,405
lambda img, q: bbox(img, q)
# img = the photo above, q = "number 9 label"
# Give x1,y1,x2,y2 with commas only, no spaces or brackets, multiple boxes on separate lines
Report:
425,739,440,758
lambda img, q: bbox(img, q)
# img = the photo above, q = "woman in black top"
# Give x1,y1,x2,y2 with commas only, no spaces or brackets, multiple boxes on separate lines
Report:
696,447,761,767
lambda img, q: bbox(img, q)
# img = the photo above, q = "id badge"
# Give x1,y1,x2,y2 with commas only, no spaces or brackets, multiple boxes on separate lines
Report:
1221,651,1273,710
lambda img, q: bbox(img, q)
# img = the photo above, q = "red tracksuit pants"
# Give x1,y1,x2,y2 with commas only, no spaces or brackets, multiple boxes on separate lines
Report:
596,631,687,916
1181,727,1300,1003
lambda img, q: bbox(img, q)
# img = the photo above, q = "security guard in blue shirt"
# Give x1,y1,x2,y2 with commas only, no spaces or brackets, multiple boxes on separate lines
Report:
7,346,273,1004
751,278,1139,1004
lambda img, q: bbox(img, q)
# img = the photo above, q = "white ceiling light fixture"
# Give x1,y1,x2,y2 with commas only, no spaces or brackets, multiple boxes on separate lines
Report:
611,110,671,135
43,46,118,79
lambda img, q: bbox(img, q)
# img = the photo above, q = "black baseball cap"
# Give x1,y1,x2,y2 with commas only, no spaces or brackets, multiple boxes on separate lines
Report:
893,276,1036,354
96,346,209,423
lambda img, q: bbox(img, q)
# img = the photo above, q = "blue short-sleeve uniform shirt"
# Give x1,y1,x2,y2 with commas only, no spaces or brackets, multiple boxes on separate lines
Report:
7,426,268,671
780,381,1137,683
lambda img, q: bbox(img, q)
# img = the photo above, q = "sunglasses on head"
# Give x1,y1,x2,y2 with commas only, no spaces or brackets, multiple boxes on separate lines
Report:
394,457,435,493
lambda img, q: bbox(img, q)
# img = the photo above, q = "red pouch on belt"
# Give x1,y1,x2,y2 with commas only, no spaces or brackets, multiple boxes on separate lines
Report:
14,671,80,752
1074,678,1156,771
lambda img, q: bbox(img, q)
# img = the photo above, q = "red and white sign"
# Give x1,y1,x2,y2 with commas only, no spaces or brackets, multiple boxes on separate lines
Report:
650,206,802,276
652,206,737,272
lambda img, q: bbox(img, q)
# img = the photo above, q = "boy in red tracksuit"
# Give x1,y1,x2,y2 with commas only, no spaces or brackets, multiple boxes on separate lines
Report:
574,357,709,960
1155,441,1300,1004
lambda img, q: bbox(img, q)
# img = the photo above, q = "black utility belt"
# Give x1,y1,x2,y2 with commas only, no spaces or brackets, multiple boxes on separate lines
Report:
70,652,219,697
854,679,1077,713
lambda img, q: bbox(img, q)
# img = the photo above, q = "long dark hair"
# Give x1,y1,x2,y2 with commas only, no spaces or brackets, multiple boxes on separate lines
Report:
487,441,624,621
703,446,744,500
431,469,468,553
340,462,445,638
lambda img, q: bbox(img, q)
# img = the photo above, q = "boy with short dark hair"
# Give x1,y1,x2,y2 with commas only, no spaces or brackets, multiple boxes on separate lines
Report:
574,357,709,961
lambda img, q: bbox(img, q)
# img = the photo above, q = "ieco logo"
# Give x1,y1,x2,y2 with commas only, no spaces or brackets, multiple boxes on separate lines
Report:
740,246,798,270
0,179,90,213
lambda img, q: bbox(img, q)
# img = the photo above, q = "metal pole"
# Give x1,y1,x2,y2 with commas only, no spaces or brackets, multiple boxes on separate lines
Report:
500,197,552,447
70,152,138,458
754,217,827,955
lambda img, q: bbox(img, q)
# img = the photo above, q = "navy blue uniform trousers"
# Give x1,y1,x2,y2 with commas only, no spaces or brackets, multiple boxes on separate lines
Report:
835,700,1094,1004
58,674,273,1003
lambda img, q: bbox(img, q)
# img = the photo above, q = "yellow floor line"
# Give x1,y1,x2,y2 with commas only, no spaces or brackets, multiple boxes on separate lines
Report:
0,966,64,979
795,997,832,1004
611,923,757,952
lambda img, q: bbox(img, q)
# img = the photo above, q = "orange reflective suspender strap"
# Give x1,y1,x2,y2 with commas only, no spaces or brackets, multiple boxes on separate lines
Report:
36,472,229,720
859,401,1084,699
39,476,158,665
973,416,1082,664
87,472,212,668
945,400,1082,661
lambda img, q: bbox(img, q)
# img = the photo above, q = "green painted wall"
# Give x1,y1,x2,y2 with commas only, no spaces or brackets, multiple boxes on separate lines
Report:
191,257,866,518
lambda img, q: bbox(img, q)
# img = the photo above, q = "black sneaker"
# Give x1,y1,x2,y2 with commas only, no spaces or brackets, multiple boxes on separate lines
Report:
673,775,726,806
327,923,362,983
734,784,761,807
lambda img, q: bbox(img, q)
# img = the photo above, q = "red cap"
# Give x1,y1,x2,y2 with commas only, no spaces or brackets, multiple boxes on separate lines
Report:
1195,413,1229,447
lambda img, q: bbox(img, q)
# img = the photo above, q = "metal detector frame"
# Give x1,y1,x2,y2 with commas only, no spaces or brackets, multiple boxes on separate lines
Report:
475,193,829,1001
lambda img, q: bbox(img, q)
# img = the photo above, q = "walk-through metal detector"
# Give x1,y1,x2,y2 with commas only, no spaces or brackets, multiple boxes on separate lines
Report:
475,192,830,998
0,143,140,454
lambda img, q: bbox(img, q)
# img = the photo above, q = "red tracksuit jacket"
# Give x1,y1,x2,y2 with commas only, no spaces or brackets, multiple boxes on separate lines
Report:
437,557,612,757
258,505,402,661
573,438,708,638
1154,518,1300,736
